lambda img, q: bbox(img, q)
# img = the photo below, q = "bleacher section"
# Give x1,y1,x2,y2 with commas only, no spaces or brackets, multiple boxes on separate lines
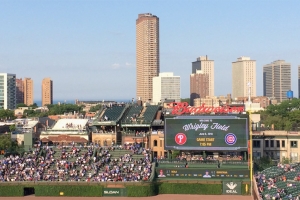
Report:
256,163,300,200
122,105,143,123
52,119,89,130
2,145,153,182
142,105,159,123
102,106,126,121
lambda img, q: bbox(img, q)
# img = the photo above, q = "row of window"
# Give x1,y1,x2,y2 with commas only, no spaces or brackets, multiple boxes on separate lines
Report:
153,140,163,147
253,140,298,148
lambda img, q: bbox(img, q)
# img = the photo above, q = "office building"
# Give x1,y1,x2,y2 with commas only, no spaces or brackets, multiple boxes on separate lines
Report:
263,60,291,102
136,13,159,102
23,78,34,106
191,56,214,97
153,72,180,104
232,56,256,100
190,70,209,106
298,66,300,98
42,78,53,106
0,73,16,109
16,78,24,104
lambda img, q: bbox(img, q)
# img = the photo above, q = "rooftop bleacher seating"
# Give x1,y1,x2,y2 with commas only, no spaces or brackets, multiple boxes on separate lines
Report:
52,119,89,130
142,105,159,123
101,106,126,121
122,105,143,123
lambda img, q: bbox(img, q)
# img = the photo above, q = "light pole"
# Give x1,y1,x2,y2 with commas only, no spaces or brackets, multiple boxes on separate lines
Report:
249,110,253,196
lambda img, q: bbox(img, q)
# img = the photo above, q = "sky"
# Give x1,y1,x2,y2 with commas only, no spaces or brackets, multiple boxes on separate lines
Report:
1,0,300,102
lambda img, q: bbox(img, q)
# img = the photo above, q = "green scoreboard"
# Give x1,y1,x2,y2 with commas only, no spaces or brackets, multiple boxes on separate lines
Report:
164,116,248,151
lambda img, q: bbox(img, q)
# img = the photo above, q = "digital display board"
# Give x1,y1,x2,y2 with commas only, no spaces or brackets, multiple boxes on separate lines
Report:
164,117,248,150
156,168,249,179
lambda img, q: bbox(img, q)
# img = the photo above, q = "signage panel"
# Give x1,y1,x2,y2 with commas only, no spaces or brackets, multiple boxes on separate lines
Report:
164,117,248,150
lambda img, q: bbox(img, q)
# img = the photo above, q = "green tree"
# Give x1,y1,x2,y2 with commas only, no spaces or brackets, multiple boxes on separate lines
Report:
181,98,190,104
89,104,102,112
9,124,16,133
16,103,27,108
0,110,15,120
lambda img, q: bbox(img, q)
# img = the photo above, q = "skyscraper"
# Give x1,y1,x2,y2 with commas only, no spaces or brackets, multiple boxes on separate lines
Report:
263,60,291,102
136,13,159,102
190,70,209,106
298,65,300,98
42,78,53,106
152,72,180,104
191,56,214,97
0,73,16,109
232,56,256,99
16,78,24,104
23,78,34,106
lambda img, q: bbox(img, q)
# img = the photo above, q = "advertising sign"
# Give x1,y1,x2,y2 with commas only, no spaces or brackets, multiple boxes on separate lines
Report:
102,188,127,197
164,117,248,150
222,181,242,195
156,168,249,179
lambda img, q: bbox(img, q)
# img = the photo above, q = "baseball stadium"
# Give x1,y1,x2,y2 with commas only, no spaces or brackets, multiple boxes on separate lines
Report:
1,100,296,200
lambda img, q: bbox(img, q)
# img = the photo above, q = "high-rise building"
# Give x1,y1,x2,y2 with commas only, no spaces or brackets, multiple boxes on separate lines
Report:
298,65,300,98
16,78,24,104
23,78,34,106
136,13,159,102
42,78,53,106
191,56,214,97
190,70,209,106
152,72,180,104
263,60,291,102
232,56,256,99
0,73,16,109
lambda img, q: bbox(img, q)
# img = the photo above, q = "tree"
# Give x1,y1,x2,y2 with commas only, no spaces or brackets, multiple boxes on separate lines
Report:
0,109,15,120
89,104,102,112
9,124,16,133
16,103,27,108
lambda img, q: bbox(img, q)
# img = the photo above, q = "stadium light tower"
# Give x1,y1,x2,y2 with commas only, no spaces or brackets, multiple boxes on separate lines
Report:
247,82,252,106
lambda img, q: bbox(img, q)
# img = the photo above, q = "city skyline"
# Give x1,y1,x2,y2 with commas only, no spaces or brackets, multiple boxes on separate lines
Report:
1,0,300,101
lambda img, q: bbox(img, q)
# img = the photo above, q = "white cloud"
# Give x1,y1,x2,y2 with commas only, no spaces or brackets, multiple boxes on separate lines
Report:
125,62,132,67
111,63,120,69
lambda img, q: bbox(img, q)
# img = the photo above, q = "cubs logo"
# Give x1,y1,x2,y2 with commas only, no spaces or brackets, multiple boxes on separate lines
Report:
225,133,237,145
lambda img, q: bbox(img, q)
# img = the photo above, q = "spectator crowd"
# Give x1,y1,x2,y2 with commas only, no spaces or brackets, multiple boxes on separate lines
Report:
0,143,152,182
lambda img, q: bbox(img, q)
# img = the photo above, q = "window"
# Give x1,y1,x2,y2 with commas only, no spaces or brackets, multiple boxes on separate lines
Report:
282,140,285,148
253,140,260,148
290,141,297,148
160,140,162,147
153,140,157,146
276,140,280,148
270,140,274,147
265,140,269,148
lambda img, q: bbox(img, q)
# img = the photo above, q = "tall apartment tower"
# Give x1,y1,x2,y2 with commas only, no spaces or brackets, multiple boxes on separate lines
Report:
23,78,34,106
190,70,209,106
152,72,180,104
298,65,300,98
42,78,53,106
263,60,291,102
136,13,159,102
16,78,24,104
0,73,16,109
191,56,214,97
232,56,256,100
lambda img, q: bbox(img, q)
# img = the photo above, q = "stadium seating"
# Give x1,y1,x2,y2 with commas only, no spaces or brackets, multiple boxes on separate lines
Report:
0,144,152,183
101,106,126,121
255,163,300,200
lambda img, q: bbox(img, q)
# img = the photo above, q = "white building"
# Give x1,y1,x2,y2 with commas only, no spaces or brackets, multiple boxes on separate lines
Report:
263,60,291,102
0,73,16,109
152,72,180,104
232,57,256,99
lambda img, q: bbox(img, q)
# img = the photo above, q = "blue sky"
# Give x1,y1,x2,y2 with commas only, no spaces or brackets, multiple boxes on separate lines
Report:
1,0,300,102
